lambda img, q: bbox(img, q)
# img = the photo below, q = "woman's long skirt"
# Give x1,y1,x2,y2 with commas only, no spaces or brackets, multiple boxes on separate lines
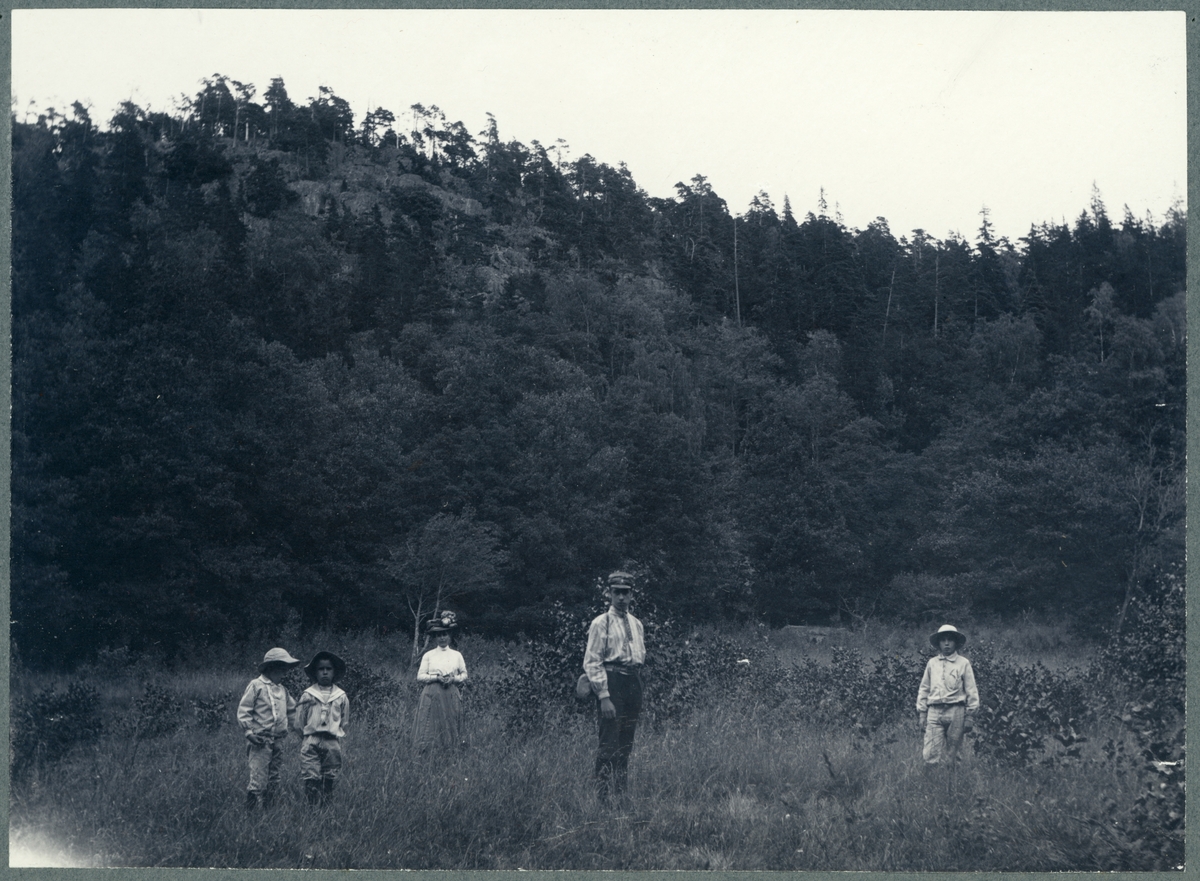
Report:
412,684,464,750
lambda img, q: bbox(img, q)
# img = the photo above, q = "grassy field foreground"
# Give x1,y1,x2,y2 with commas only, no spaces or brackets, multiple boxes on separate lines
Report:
9,612,1185,870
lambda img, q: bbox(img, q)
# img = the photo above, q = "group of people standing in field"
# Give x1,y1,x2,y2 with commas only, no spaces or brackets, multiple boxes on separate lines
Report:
236,570,979,809
235,610,470,810
578,573,981,793
237,648,350,809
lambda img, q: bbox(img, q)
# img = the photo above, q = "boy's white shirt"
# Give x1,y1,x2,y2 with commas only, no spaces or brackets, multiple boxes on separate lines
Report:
297,683,349,737
301,683,347,702
237,675,297,735
916,651,980,713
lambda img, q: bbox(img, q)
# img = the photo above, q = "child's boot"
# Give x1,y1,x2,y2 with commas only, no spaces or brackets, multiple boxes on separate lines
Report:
322,778,336,803
305,780,322,805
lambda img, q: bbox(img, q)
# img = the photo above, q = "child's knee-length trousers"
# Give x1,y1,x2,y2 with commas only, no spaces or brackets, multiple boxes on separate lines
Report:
300,733,343,781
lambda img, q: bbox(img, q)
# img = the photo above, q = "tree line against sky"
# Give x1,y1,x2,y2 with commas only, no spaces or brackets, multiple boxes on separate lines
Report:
11,75,1185,667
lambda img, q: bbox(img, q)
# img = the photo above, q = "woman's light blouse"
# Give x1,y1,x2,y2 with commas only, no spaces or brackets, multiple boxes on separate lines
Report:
416,646,468,684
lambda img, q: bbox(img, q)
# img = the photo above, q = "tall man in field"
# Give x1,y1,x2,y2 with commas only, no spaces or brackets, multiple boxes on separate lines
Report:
583,570,646,803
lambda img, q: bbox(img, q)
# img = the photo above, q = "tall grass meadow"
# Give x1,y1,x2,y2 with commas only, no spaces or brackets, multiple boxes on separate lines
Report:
9,582,1184,870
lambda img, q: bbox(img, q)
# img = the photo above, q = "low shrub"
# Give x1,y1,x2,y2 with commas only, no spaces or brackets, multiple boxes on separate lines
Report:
491,602,592,734
336,657,403,722
967,650,1093,767
856,652,930,732
644,627,750,725
1106,702,1185,869
11,682,103,778
280,665,309,700
1090,567,1185,712
1085,569,1185,870
193,689,236,733
743,648,927,735
130,683,184,739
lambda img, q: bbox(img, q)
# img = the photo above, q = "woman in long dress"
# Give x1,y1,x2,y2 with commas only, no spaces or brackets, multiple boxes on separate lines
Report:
412,612,468,750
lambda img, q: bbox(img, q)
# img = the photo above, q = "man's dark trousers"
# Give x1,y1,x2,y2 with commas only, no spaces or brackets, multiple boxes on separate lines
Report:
595,668,642,801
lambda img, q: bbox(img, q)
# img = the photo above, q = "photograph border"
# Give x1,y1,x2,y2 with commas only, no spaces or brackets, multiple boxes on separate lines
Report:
1,0,1196,878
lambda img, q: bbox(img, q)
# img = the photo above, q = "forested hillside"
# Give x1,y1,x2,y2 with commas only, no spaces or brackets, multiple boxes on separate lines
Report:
12,77,1185,666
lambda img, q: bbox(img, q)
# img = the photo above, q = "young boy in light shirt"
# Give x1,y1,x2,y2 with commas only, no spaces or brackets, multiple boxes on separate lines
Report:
915,624,979,766
237,647,301,809
297,651,350,805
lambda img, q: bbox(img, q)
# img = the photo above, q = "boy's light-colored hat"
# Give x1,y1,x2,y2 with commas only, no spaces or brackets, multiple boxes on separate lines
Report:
303,651,346,682
607,570,635,590
259,647,302,672
930,624,967,649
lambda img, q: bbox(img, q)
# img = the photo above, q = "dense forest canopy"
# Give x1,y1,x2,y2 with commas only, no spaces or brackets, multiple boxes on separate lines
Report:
12,77,1186,667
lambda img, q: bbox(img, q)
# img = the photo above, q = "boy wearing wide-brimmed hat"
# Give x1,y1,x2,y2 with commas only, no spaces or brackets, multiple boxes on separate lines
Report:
297,651,350,805
583,570,646,803
916,624,979,766
237,647,302,809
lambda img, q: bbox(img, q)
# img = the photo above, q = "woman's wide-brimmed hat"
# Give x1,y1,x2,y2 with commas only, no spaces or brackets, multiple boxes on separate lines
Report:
303,651,346,682
929,624,967,649
259,647,302,672
426,610,458,633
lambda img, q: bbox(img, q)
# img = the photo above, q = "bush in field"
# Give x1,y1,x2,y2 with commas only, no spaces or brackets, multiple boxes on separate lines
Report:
193,689,237,732
11,682,103,778
1091,567,1184,710
746,649,927,735
643,627,752,725
492,602,592,733
336,657,403,722
343,657,403,720
129,682,184,738
747,655,824,723
856,652,930,731
1087,570,1185,870
1101,703,1185,870
966,650,1094,767
762,653,860,727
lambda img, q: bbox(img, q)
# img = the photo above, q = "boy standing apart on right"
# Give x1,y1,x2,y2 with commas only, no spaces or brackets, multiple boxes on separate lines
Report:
238,647,302,809
916,625,979,766
297,651,350,805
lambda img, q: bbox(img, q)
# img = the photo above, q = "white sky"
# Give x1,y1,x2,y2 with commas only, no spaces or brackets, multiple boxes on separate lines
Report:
12,9,1187,242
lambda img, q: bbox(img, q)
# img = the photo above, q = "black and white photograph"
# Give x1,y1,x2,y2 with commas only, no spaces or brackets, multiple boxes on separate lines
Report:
8,8,1187,871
